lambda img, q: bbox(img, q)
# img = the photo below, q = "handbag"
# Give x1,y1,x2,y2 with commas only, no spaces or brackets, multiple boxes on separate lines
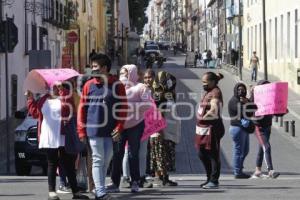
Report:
164,108,181,144
241,118,255,134
76,154,88,190
195,125,212,150
196,125,211,136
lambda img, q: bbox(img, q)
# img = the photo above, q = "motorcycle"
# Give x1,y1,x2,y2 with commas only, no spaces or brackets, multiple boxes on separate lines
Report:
173,47,177,56
157,56,166,68
145,54,156,69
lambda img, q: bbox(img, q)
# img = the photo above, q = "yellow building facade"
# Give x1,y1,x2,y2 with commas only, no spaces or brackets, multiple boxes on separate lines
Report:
70,0,108,73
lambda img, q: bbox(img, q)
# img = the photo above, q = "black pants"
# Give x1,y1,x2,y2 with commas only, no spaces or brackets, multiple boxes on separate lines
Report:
198,147,221,184
47,148,79,193
111,121,144,187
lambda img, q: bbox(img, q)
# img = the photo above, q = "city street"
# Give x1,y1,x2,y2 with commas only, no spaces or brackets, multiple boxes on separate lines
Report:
1,52,300,200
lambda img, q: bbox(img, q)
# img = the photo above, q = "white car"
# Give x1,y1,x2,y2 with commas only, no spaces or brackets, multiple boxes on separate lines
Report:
145,44,161,59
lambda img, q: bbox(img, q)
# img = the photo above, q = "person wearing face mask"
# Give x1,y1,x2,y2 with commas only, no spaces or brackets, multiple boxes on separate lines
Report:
150,71,178,187
107,65,152,193
77,53,128,200
196,72,225,189
120,69,155,189
26,83,89,200
228,83,256,179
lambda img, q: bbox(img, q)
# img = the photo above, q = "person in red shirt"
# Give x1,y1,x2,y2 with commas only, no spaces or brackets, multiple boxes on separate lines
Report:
27,83,88,200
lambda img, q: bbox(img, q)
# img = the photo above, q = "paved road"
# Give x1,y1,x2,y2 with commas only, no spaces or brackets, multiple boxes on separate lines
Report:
0,51,300,200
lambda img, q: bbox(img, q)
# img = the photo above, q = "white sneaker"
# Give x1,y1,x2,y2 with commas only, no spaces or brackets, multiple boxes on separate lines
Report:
56,185,71,194
131,181,139,193
251,172,268,179
48,192,60,200
268,170,280,179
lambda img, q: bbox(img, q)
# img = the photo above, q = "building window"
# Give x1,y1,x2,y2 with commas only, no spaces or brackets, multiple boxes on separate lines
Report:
287,12,290,58
255,25,257,52
50,0,54,20
269,19,272,58
251,26,253,57
59,3,63,25
32,24,37,50
259,23,262,58
39,27,48,50
295,9,298,58
281,15,283,58
55,0,59,22
247,28,250,59
82,0,86,13
275,17,277,59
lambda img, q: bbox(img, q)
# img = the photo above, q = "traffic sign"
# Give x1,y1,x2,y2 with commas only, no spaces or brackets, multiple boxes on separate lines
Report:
67,31,78,44
0,18,19,53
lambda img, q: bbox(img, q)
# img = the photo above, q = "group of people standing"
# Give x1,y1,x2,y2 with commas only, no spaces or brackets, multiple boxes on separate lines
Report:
25,48,284,199
26,53,179,200
196,72,282,189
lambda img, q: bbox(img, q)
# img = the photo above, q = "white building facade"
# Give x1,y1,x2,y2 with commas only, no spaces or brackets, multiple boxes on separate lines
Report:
243,0,300,93
0,0,69,119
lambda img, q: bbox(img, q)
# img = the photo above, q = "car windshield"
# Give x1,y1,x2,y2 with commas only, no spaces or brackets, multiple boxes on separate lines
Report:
146,46,159,50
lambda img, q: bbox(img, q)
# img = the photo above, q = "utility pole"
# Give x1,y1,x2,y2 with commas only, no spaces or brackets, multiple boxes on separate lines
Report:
238,0,243,80
217,0,220,49
0,0,2,22
204,0,208,50
121,23,124,65
224,0,227,51
5,14,10,174
262,0,268,80
170,2,172,42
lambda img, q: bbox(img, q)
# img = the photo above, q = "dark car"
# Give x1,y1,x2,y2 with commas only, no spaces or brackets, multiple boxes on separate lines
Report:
14,109,47,176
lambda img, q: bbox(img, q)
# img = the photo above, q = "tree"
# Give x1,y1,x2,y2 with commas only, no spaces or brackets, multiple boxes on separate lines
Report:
128,0,150,34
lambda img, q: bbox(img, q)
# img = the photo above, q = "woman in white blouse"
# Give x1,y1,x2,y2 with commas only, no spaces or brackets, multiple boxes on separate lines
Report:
26,83,89,200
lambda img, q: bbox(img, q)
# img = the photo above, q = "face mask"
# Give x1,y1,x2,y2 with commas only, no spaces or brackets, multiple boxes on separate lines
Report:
238,91,247,98
203,85,210,91
120,76,128,85
91,69,101,77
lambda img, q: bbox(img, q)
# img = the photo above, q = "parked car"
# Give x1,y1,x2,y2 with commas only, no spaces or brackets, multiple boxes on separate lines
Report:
158,41,170,50
145,44,161,59
14,109,47,176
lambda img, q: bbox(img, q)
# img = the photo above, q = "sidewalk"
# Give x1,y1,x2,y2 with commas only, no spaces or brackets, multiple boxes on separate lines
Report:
222,65,300,147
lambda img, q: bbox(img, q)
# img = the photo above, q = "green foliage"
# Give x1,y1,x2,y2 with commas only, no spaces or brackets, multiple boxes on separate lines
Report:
128,0,150,34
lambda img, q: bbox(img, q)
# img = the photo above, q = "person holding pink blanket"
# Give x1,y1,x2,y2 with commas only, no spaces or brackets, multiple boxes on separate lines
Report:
107,65,152,193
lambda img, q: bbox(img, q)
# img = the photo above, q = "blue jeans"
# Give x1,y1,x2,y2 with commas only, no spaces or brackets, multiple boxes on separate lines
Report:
251,67,257,81
122,138,149,178
229,126,250,175
89,137,113,198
